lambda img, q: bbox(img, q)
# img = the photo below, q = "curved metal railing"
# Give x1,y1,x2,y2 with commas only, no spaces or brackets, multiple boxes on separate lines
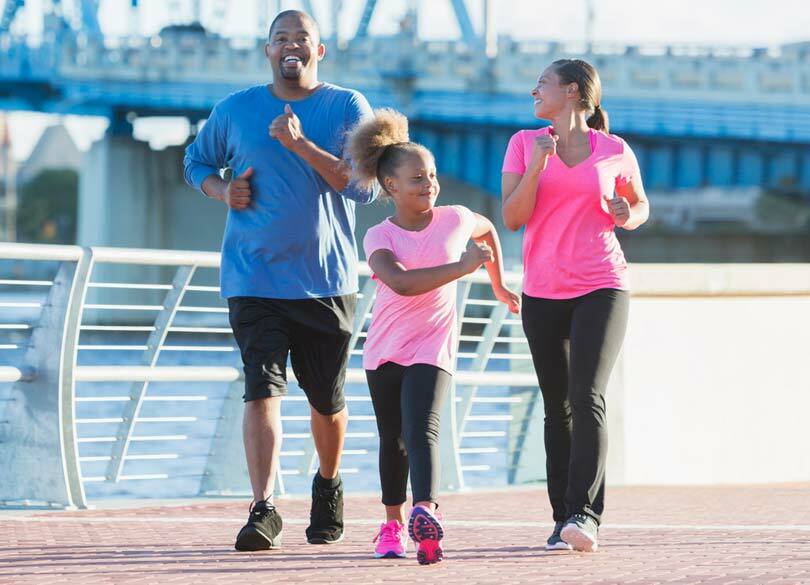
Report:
0,242,538,509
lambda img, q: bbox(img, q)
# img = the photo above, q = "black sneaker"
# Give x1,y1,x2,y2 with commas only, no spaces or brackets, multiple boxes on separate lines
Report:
306,472,344,544
545,521,573,551
234,500,283,551
560,513,599,552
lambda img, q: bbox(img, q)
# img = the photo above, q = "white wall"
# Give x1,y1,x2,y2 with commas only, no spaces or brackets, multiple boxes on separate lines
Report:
607,264,810,485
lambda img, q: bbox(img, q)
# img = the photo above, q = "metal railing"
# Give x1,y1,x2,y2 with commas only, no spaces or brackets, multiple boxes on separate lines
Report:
0,242,540,509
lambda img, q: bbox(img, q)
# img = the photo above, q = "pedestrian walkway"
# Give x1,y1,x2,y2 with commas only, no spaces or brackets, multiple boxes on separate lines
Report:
2,484,809,584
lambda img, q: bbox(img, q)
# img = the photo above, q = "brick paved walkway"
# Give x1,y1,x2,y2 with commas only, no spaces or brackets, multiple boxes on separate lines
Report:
2,484,809,584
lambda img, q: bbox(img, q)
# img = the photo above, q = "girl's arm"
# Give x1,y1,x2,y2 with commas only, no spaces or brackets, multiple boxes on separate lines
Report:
471,214,521,314
368,243,492,297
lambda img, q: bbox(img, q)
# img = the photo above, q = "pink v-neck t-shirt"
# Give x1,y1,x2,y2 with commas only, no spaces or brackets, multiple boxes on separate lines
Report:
362,205,477,374
502,127,640,299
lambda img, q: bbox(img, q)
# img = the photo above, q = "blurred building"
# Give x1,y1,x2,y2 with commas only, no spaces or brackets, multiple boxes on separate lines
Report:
1,2,809,259
16,124,82,187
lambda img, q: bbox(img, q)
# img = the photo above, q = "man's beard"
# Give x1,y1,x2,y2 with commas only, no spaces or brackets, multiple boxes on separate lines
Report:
280,68,304,80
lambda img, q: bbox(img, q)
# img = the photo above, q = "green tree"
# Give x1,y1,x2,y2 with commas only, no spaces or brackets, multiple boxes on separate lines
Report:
16,169,79,244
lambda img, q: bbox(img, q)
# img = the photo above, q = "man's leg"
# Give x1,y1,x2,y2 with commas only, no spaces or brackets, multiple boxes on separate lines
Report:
228,296,289,551
304,401,349,544
309,404,348,481
287,293,356,544
244,396,283,502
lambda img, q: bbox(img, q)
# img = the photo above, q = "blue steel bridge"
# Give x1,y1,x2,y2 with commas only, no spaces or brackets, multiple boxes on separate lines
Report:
1,0,810,201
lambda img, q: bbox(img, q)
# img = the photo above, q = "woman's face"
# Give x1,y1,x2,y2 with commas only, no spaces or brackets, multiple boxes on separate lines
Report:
531,66,575,119
384,149,440,215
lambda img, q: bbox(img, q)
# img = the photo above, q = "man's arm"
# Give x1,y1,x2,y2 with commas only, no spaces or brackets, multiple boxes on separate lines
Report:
183,103,228,194
184,103,256,211
290,136,351,193
202,168,254,210
269,100,379,204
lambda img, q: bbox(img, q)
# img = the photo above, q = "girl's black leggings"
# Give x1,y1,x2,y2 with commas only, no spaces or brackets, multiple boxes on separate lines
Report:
365,362,452,506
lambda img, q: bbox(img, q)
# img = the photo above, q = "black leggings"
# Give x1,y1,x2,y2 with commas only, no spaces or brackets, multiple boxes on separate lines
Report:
521,288,629,525
366,362,451,506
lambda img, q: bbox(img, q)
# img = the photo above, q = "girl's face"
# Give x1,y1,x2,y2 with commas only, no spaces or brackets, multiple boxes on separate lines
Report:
383,149,440,215
531,66,576,119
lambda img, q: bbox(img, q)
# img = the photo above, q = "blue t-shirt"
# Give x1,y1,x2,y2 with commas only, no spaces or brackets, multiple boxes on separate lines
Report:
183,83,378,299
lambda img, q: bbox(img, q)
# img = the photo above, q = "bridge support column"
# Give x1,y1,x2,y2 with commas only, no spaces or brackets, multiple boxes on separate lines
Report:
76,127,226,316
78,124,225,253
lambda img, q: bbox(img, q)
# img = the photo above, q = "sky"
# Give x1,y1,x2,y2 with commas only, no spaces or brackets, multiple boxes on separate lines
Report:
5,0,810,160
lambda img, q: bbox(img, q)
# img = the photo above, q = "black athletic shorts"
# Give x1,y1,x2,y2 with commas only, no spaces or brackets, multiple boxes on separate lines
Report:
227,294,356,415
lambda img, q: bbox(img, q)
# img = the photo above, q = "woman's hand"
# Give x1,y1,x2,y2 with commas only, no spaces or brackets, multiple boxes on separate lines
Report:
604,194,631,227
529,132,559,173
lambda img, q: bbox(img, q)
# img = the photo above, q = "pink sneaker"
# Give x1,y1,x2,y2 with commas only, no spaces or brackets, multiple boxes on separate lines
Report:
408,506,444,565
373,519,407,559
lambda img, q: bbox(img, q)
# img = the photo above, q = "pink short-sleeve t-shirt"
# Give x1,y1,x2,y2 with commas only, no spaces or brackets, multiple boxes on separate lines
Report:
362,205,477,374
502,127,640,299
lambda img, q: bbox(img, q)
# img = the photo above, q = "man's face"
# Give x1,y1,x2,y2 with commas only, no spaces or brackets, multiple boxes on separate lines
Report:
265,15,325,81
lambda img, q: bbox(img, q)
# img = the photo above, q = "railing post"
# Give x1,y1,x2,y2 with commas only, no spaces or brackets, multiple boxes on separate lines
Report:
506,385,543,485
439,280,471,491
456,302,510,437
0,250,91,509
505,297,545,485
107,264,196,482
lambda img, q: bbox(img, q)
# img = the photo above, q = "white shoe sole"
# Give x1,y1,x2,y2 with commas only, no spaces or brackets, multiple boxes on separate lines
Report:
560,524,598,552
545,540,573,551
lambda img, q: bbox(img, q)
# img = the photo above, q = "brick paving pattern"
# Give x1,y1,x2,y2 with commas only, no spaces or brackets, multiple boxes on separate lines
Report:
2,484,809,584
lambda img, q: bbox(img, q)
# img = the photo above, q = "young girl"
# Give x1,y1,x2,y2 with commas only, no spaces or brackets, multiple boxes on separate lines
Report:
502,59,650,552
346,109,520,565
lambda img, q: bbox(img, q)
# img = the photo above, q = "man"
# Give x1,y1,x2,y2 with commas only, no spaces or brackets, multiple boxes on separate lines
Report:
183,10,378,550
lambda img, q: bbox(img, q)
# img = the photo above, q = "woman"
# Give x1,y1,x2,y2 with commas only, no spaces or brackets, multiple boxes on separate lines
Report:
501,59,650,552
